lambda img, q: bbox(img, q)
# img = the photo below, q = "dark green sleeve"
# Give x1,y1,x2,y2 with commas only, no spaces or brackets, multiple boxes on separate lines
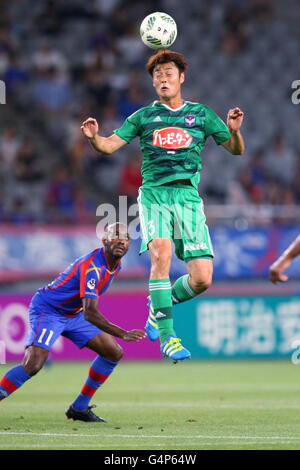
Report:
113,109,142,143
204,106,231,145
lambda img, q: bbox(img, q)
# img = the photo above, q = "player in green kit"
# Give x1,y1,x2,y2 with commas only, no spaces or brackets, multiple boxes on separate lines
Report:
81,50,245,362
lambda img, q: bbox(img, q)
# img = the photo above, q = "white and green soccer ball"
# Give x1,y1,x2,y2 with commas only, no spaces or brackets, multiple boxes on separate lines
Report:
140,12,177,50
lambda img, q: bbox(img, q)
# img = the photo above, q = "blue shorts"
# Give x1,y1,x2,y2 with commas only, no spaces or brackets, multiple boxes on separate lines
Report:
25,292,103,351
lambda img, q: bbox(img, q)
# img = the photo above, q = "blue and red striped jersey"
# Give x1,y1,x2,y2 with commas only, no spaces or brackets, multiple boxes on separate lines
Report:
38,248,121,315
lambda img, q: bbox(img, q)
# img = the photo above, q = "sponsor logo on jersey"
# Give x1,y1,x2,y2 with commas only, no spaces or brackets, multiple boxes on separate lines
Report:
152,127,193,149
153,116,162,122
185,115,196,127
87,278,96,290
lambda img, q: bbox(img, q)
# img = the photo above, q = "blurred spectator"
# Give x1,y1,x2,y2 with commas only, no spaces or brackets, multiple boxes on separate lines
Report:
220,1,250,54
250,0,273,23
116,25,145,66
220,30,245,56
12,139,45,220
14,139,44,183
264,180,282,205
4,53,28,97
94,0,122,17
33,67,71,114
73,186,96,224
119,153,142,204
46,167,76,223
84,67,113,107
35,0,63,36
264,133,296,186
0,27,14,74
291,160,300,203
117,86,146,120
108,6,131,37
7,198,33,224
0,126,20,177
32,43,68,76
250,150,266,184
99,105,122,136
83,44,116,72
68,132,97,174
0,27,16,56
226,168,252,204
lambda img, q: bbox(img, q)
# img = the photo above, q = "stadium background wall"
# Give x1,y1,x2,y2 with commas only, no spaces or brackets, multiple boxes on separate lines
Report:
1,292,300,362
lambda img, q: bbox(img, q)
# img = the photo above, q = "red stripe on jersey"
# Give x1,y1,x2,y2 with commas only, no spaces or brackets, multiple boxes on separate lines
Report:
89,368,109,383
0,376,18,393
79,252,99,298
56,293,80,309
101,271,111,288
49,259,82,291
80,384,97,397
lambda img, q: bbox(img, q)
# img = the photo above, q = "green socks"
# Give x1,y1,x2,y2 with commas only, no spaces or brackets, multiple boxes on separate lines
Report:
149,278,175,343
172,274,198,304
149,275,198,343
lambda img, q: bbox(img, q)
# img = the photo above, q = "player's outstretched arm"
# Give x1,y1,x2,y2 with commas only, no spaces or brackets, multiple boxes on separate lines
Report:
221,107,245,155
269,234,300,284
82,298,146,341
81,117,127,155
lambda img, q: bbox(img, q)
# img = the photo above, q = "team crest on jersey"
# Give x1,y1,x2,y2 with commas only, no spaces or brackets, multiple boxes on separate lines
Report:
152,127,193,149
87,279,96,290
184,115,196,127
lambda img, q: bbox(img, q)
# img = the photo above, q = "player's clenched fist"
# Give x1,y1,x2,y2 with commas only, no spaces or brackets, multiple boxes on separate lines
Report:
81,117,99,139
122,329,147,342
227,107,244,132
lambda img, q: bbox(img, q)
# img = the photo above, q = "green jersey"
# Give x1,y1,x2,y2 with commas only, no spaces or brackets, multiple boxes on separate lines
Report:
114,100,231,188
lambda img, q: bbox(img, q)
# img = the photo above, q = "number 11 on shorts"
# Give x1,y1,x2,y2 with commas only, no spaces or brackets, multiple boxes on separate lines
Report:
38,329,54,347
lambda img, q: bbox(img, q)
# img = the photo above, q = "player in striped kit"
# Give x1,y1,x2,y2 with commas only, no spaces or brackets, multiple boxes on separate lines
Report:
0,223,145,422
81,50,245,362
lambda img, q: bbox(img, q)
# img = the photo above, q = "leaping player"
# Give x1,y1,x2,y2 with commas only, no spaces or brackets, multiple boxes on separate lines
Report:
81,50,245,362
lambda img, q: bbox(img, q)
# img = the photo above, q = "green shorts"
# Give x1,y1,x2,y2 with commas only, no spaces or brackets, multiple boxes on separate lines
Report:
137,185,214,262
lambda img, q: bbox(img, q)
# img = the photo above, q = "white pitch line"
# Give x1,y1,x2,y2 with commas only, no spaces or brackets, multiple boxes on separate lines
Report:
1,432,300,441
0,441,297,449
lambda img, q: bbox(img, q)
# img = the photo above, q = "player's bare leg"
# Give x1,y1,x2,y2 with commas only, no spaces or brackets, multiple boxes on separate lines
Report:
171,258,213,304
22,346,50,376
86,333,123,361
0,345,48,401
66,334,123,422
147,238,191,361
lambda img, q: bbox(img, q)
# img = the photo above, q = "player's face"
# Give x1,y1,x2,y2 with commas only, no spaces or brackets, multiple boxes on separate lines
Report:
104,224,130,258
152,62,184,101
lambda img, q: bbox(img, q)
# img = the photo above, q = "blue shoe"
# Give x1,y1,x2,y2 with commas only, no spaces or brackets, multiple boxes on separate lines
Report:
145,296,159,341
160,335,191,362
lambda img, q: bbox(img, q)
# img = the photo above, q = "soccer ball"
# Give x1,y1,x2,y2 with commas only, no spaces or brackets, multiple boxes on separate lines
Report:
140,12,177,50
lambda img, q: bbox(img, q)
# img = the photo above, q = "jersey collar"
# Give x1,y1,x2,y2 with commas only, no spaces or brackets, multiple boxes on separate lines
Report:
153,100,187,112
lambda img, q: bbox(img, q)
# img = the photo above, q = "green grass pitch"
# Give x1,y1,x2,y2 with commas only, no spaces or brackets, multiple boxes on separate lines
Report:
0,360,300,450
